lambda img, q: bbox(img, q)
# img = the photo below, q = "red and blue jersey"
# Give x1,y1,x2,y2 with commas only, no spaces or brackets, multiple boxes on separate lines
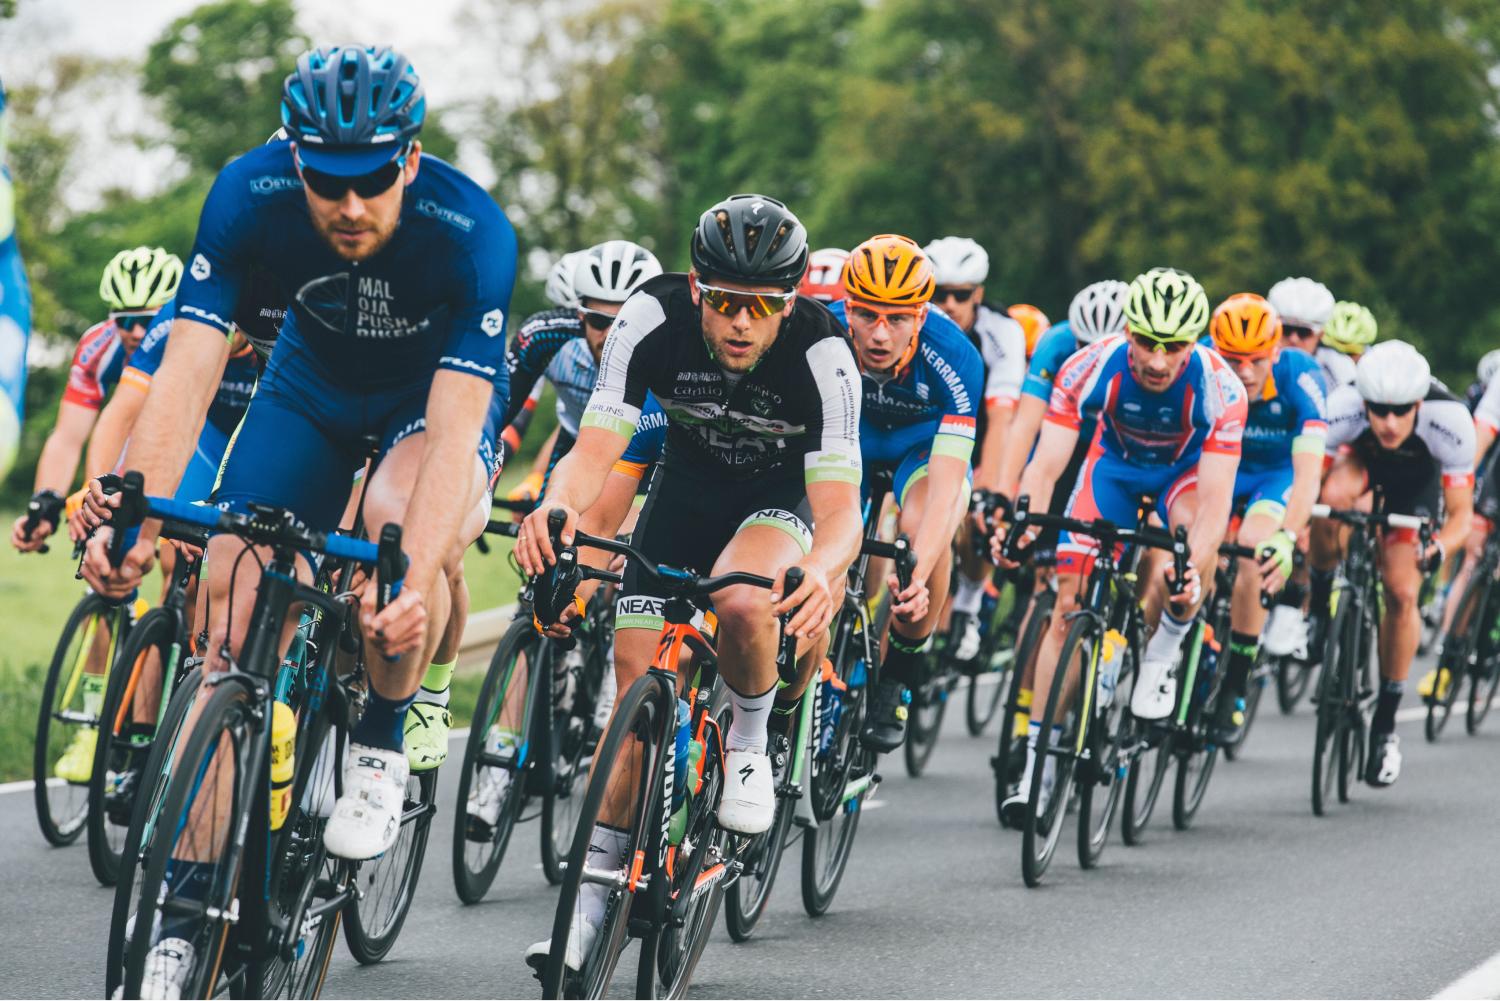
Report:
1048,335,1247,468
63,319,135,411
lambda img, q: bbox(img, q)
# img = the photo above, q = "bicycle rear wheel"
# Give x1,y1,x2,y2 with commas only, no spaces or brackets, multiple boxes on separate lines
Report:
1173,635,1224,831
543,642,598,885
966,587,1015,735
1078,643,1134,869
89,608,178,886
34,593,119,846
1121,725,1170,846
539,673,668,1000
1021,615,1089,888
800,756,869,916
452,618,540,903
1467,601,1500,733
1275,653,1315,714
1431,571,1485,742
994,590,1052,826
903,664,951,778
343,768,436,964
725,731,795,941
119,677,259,1000
1312,598,1355,816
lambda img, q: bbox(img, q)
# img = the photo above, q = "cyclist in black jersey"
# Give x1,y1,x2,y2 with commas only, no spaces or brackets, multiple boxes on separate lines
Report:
1311,341,1475,787
516,193,862,972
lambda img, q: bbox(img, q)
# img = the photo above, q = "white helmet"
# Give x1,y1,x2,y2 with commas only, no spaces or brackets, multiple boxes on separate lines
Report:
1067,280,1128,344
545,251,582,308
922,237,989,285
573,240,662,304
1267,276,1335,328
1356,340,1430,405
1478,348,1500,388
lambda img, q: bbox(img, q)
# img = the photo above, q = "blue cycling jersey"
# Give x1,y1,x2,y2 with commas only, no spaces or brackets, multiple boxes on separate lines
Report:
620,394,668,466
827,298,983,468
125,300,261,437
176,140,517,398
1237,346,1328,473
1023,321,1082,403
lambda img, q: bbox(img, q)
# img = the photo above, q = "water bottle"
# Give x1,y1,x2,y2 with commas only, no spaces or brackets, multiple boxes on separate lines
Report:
672,699,691,810
1097,629,1126,708
269,701,296,830
1198,626,1221,706
848,656,868,689
817,679,844,757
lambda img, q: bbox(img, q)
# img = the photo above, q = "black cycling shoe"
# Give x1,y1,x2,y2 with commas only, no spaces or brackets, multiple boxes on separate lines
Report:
1303,609,1330,665
860,679,911,753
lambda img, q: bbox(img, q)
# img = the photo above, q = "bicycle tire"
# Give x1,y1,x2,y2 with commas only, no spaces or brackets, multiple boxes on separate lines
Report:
1225,652,1270,761
1312,597,1354,816
993,590,1052,826
342,767,437,964
724,729,795,940
1120,726,1170,846
800,755,868,917
1021,615,1090,888
89,608,178,886
539,673,668,1000
34,592,117,847
965,591,1014,735
1467,587,1500,733
1275,653,1315,714
1078,642,1134,869
120,677,258,1001
1173,620,1226,831
248,800,347,998
1431,570,1485,742
903,666,950,778
105,667,203,997
542,643,598,886
452,618,540,903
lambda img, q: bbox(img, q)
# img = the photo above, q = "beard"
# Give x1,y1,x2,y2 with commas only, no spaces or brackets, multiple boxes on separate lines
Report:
311,207,400,263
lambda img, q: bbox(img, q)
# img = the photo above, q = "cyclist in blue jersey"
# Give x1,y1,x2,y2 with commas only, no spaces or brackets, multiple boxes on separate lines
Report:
829,234,983,751
1204,292,1327,744
84,45,516,924
992,280,1126,757
997,268,1247,825
0,77,29,482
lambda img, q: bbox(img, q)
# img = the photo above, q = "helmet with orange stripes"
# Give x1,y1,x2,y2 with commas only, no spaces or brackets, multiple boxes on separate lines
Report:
1008,303,1051,356
843,234,934,307
1210,292,1282,358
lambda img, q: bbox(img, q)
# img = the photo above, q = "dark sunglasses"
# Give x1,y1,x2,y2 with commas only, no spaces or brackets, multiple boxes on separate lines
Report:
1282,324,1317,339
579,308,616,332
1366,402,1415,418
111,312,155,331
1130,330,1193,355
933,286,976,304
696,279,795,320
300,153,406,201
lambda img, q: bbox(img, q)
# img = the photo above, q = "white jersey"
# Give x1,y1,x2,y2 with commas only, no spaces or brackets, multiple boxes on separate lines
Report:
1315,345,1357,390
1473,376,1500,436
1325,380,1477,487
969,304,1028,407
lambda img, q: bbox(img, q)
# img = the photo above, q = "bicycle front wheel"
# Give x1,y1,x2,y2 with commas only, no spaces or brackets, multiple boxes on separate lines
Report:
1079,642,1134,869
903,665,950,778
343,768,437,964
994,590,1052,826
1121,724,1170,846
1431,570,1485,742
1021,615,1091,888
1312,597,1356,816
35,593,120,846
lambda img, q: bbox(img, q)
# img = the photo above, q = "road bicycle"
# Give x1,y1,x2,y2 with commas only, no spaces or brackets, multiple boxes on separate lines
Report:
1426,521,1500,739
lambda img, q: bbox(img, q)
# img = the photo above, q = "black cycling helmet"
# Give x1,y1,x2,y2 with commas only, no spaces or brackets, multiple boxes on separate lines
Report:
281,46,425,174
689,193,809,289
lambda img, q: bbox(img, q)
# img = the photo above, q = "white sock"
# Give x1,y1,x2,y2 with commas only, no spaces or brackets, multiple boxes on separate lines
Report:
1145,612,1192,663
953,572,984,616
725,685,776,753
577,824,630,925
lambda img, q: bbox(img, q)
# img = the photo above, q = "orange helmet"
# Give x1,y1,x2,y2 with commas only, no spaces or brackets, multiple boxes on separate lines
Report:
1008,304,1051,356
1210,292,1281,357
843,234,935,307
799,248,850,303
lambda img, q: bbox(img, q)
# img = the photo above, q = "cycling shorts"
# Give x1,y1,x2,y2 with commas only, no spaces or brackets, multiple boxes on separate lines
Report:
174,420,232,504
1058,445,1197,576
862,442,971,516
1232,464,1295,525
618,459,811,633
215,342,503,530
1356,451,1443,544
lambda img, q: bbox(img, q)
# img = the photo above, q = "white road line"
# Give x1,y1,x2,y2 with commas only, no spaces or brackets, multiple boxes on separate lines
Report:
1433,950,1500,999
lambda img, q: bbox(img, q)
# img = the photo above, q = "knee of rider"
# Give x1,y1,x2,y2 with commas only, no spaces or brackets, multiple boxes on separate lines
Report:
713,586,773,643
361,488,410,542
1384,578,1420,612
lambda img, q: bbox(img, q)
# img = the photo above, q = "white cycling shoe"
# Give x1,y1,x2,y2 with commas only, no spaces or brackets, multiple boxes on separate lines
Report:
525,911,600,974
1131,652,1180,721
466,729,515,831
954,616,983,662
717,750,775,834
1261,605,1308,659
139,937,195,1000
323,742,408,861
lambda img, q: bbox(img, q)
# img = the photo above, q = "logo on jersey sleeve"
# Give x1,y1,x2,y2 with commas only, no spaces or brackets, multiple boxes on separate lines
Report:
1297,370,1327,417
481,308,505,337
191,254,211,281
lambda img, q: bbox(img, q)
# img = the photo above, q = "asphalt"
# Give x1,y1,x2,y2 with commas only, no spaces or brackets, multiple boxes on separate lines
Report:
4,662,1500,999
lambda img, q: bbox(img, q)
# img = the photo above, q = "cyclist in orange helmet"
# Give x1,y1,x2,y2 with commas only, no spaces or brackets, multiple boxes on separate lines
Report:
1008,303,1051,358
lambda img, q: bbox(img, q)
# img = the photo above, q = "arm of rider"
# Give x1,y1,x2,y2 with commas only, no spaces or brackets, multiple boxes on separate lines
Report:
537,468,641,640
1172,449,1239,606
777,478,861,640
10,401,97,551
80,318,230,595
516,425,630,574
1434,480,1474,569
362,369,495,659
71,381,146,541
1476,423,1496,468
1258,449,1323,592
972,400,1013,499
997,394,1046,499
892,452,970,621
994,417,1080,566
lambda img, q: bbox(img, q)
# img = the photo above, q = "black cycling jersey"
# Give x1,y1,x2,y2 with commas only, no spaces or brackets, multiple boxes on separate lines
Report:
583,273,861,485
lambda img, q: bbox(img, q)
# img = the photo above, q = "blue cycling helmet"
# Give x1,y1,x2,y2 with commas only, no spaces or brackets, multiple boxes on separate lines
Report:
281,46,425,175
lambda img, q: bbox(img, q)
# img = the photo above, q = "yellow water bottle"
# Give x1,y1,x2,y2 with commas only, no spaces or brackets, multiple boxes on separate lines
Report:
269,702,296,830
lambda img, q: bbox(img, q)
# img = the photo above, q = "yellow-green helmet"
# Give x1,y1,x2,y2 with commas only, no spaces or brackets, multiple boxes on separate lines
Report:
1123,266,1210,343
1322,300,1377,356
99,246,182,311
